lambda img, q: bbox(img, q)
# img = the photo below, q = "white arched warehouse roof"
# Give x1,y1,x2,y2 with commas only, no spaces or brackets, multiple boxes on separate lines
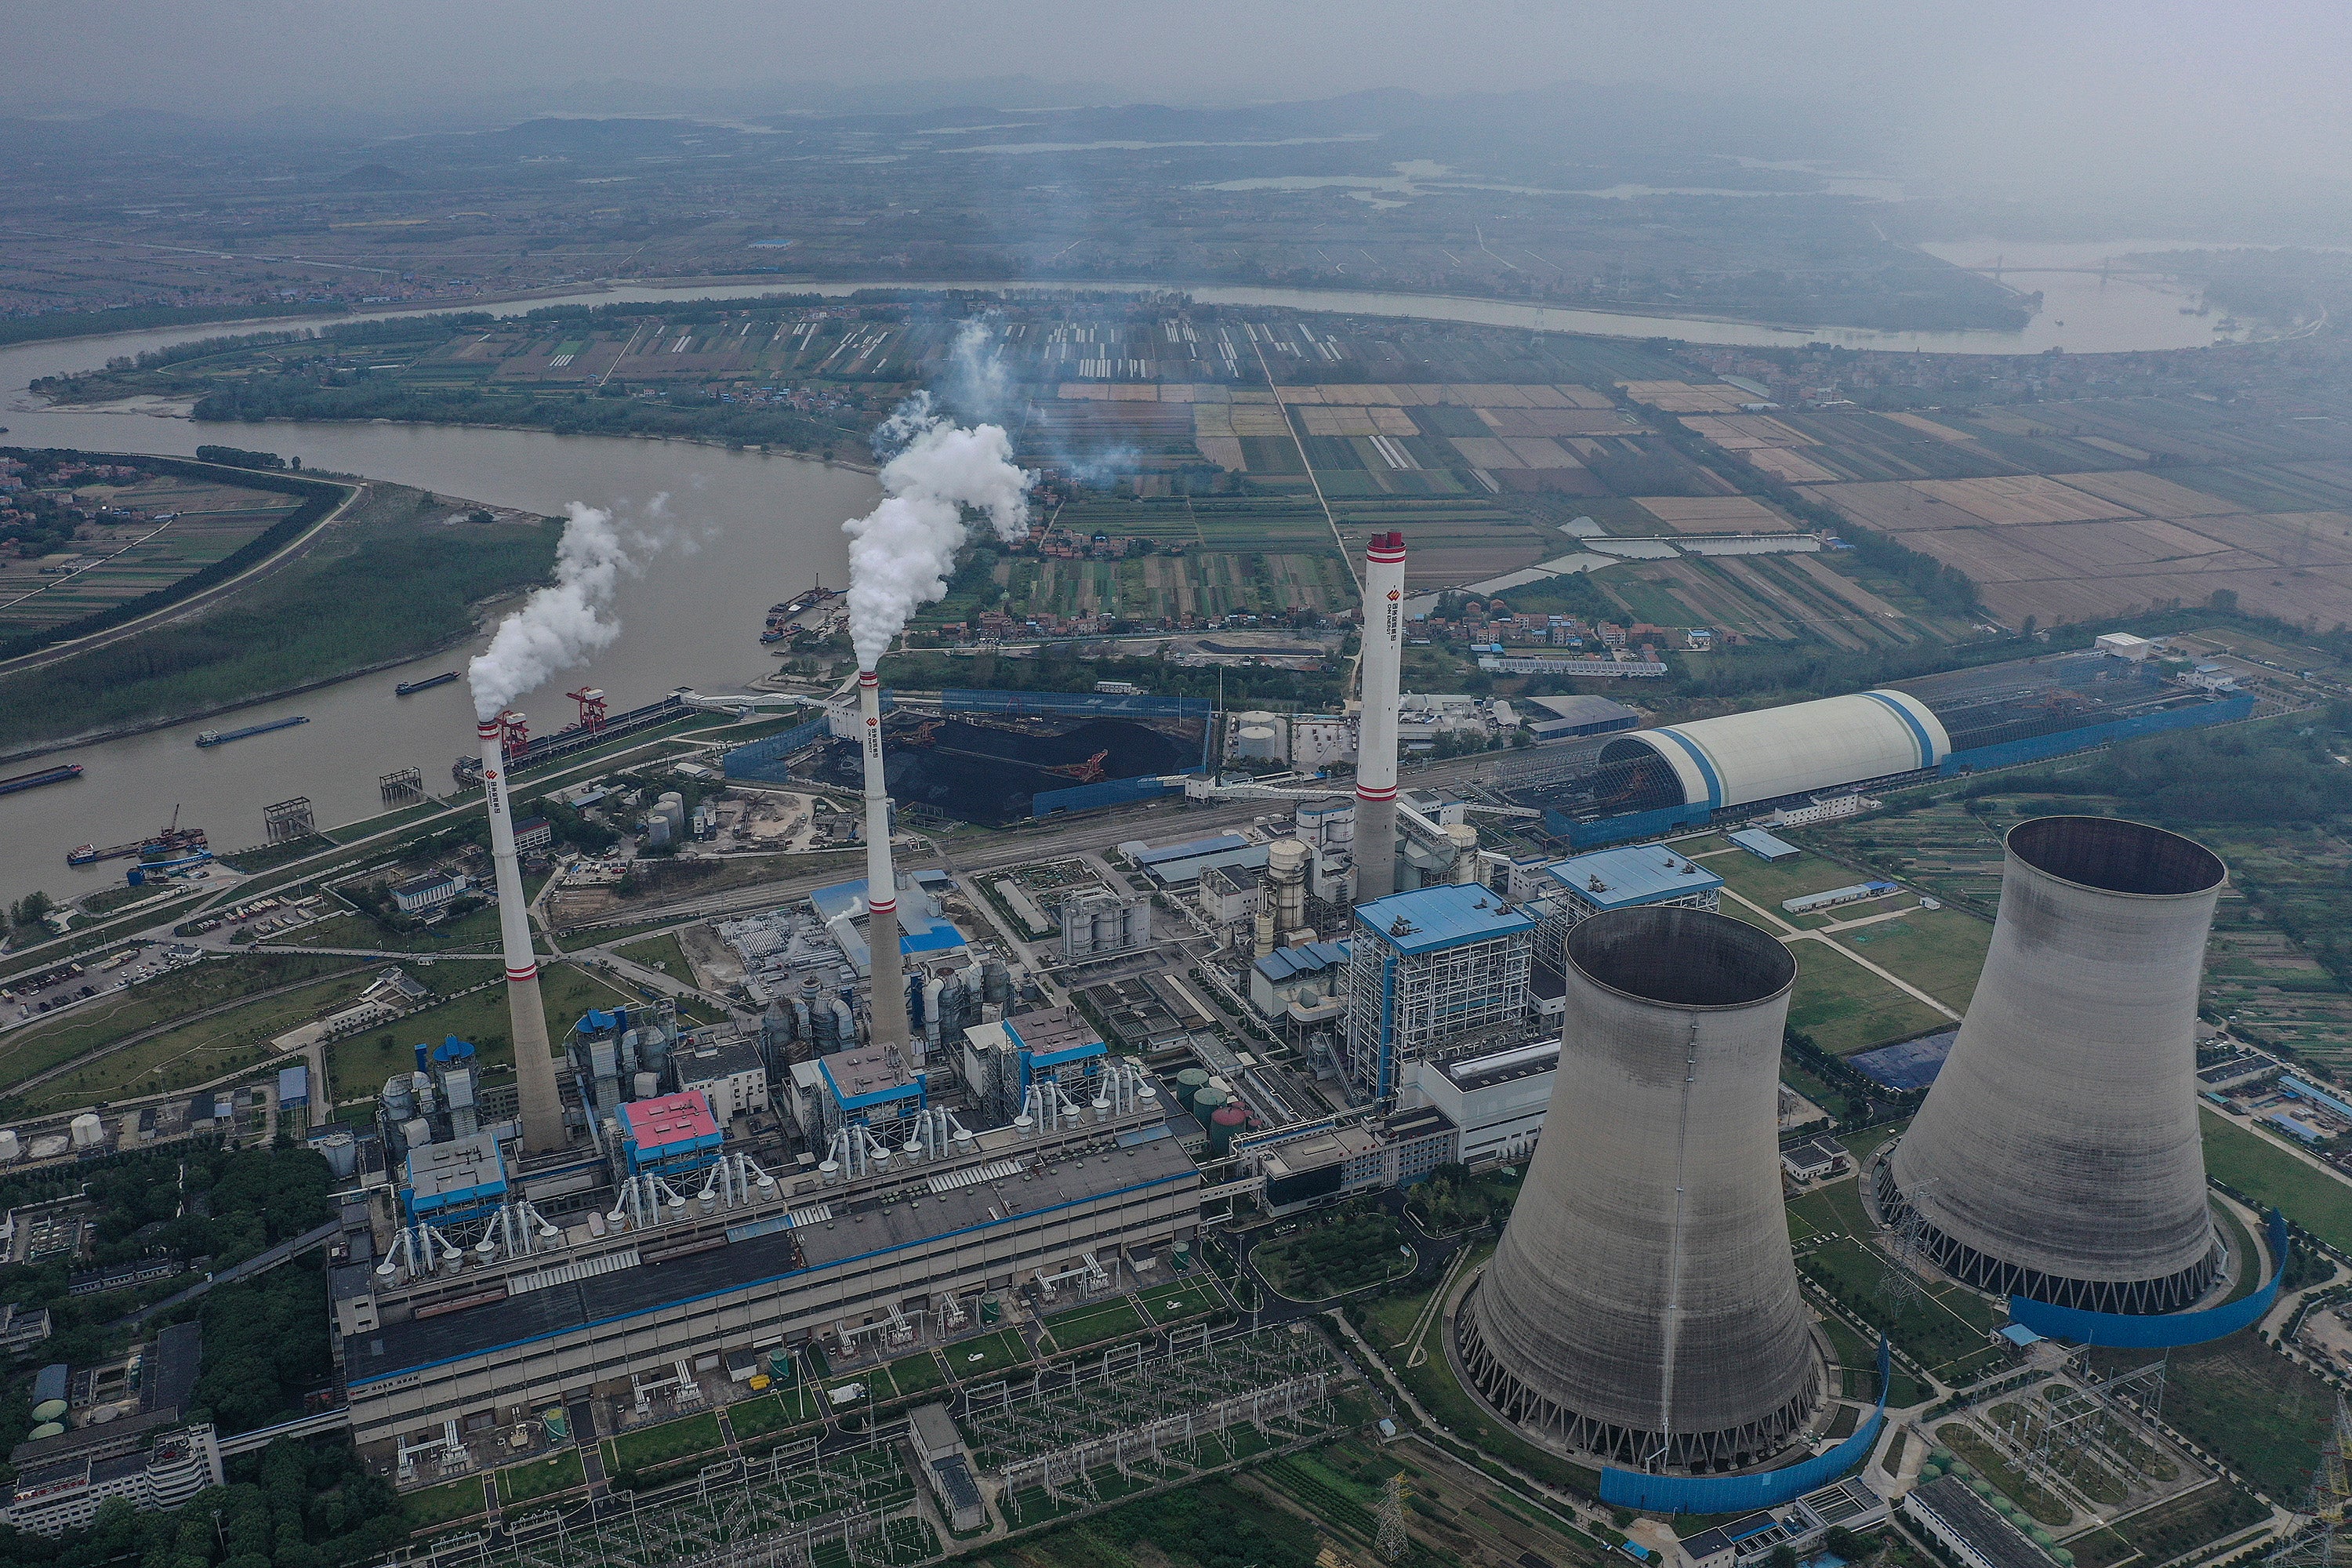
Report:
1617,689,1950,811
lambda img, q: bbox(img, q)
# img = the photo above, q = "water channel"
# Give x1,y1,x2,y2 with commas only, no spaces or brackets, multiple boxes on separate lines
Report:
0,246,2255,902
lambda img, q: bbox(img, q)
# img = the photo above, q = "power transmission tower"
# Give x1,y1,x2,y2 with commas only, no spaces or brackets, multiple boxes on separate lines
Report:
1377,1473,1410,1563
2270,1395,2352,1568
1878,1181,1934,1311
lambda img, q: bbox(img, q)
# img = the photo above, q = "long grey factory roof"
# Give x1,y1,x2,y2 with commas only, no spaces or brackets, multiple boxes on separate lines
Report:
347,1128,1199,1384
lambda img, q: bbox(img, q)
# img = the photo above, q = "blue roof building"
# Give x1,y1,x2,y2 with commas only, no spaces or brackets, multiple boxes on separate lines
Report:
1343,885,1536,1103
1532,844,1722,973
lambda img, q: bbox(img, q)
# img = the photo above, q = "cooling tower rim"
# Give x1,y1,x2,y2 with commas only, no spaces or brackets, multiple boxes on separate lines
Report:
1566,905,1795,1011
2005,814,2226,900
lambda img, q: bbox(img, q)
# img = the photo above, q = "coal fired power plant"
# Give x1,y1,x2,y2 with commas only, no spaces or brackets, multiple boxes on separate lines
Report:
477,716,568,1154
1457,907,1822,1469
858,668,908,1051
1354,532,1406,903
1882,816,2230,1313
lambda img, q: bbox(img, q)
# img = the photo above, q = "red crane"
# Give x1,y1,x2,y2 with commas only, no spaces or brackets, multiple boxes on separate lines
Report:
1042,750,1109,783
499,710,530,762
567,687,609,734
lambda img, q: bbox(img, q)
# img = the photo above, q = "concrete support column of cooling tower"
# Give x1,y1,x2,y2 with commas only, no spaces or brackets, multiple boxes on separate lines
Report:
1354,532,1406,904
1887,817,2227,1312
1459,907,1820,1469
858,670,906,1051
477,719,567,1156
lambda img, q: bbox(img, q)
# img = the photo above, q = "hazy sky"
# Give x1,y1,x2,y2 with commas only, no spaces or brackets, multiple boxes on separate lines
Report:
13,1,2352,209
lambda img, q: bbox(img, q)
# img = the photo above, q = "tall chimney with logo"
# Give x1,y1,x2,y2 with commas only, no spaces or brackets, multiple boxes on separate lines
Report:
858,670,907,1050
477,718,567,1154
1355,532,1407,902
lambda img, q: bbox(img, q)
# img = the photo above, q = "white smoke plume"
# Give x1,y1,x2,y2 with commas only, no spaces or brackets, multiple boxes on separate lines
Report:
468,500,644,720
844,395,1033,670
942,316,1010,423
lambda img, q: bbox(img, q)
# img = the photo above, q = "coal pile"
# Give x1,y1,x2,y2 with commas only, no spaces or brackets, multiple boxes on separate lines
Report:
816,715,1196,826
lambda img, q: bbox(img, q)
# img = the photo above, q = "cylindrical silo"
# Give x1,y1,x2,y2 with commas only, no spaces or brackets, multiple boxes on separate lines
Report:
1885,816,2227,1313
1457,906,1819,1470
1209,1100,1249,1156
1174,1068,1209,1112
69,1113,105,1149
1191,1084,1228,1129
1267,839,1309,936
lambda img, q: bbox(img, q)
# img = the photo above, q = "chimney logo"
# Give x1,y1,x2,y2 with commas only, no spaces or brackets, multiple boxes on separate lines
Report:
1386,590,1399,601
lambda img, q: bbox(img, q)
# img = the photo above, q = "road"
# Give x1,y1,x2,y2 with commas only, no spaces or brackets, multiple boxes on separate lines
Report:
0,474,366,681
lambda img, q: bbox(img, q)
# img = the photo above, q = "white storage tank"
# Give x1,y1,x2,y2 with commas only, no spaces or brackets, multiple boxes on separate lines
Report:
69,1113,105,1149
0,1129,20,1164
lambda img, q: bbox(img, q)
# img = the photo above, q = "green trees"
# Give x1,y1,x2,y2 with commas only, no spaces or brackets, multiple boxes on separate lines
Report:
0,1437,407,1568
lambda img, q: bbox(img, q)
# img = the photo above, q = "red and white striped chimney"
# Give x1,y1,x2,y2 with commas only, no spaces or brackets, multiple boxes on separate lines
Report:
1354,532,1406,903
477,719,567,1154
858,670,907,1051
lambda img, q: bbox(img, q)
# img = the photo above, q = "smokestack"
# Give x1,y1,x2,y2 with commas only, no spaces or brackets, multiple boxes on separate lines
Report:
1355,532,1406,903
1886,816,2227,1312
477,719,567,1155
858,671,906,1051
1459,907,1819,1468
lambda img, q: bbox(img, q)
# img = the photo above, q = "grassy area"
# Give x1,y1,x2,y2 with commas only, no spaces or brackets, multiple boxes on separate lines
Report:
1707,846,1879,919
1834,906,1993,1012
1042,1297,1149,1353
401,1477,488,1530
269,906,510,956
496,1448,585,1506
886,1349,948,1399
608,1409,724,1473
1802,1236,2006,1383
2201,1109,2352,1254
945,1327,1030,1380
2093,1330,2333,1499
322,959,632,1089
1936,1422,2076,1526
615,931,694,982
0,949,354,1089
1786,1178,1874,1243
727,1386,822,1442
1138,1279,1226,1324
2,959,383,1116
1785,939,1954,1056
0,484,557,756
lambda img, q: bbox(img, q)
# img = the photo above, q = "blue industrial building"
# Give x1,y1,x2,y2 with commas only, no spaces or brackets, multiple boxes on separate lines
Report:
1342,884,1537,1103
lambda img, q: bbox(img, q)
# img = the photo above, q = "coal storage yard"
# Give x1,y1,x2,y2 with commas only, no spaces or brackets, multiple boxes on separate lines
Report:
815,713,1199,825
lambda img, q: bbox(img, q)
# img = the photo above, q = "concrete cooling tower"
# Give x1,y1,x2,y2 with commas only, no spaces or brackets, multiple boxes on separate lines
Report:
1457,907,1821,1469
1883,815,2227,1313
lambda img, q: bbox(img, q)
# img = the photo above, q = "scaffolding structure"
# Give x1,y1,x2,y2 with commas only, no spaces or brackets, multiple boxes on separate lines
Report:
1341,907,1532,1102
382,768,426,808
413,1441,932,1568
964,1324,1345,1522
263,796,316,845
2271,1396,2352,1568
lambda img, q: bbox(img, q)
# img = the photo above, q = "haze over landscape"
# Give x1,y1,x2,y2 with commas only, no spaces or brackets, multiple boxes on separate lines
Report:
4,11,2352,1568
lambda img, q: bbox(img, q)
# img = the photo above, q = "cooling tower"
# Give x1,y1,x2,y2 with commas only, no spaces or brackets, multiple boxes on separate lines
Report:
1884,815,2227,1312
1354,532,1406,903
1458,907,1820,1468
857,670,907,1051
477,719,568,1154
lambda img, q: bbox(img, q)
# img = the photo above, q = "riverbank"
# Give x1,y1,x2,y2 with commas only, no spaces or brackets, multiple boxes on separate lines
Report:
0,480,559,757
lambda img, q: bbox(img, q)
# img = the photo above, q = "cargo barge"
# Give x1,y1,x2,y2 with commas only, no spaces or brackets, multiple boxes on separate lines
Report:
195,715,308,748
396,671,461,696
761,580,841,643
0,764,82,798
69,811,209,867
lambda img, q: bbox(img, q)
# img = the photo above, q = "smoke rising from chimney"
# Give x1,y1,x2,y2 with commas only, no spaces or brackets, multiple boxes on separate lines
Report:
467,498,662,720
843,391,1033,670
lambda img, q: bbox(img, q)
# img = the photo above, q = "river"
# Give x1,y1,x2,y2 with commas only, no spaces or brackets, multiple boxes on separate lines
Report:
0,244,2252,905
